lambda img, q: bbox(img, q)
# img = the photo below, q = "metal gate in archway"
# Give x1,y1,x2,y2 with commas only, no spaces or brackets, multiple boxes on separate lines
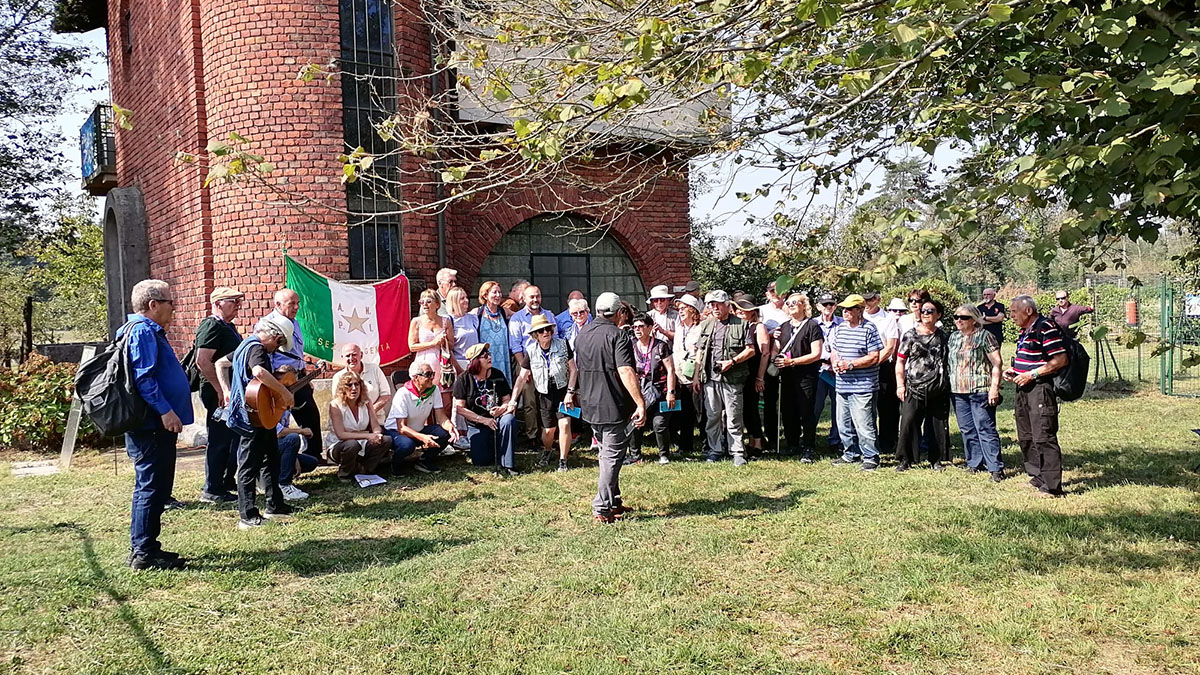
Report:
477,214,647,313
1159,275,1200,397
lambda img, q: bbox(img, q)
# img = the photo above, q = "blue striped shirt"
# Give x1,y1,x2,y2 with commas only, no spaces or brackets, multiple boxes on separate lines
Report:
828,321,883,393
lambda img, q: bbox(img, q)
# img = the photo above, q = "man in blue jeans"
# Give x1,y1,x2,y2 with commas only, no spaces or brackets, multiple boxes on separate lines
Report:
120,279,194,571
826,294,883,471
384,361,459,473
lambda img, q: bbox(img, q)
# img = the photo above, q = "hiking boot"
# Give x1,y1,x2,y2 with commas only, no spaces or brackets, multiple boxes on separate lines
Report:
199,491,236,504
611,505,634,517
280,484,309,501
238,515,266,530
536,450,552,467
593,512,616,524
129,553,186,571
860,461,879,472
895,462,911,473
990,471,1005,483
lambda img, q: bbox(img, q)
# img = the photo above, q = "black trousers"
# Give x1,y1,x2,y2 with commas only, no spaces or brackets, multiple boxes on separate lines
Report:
897,389,950,465
779,371,817,450
290,385,322,459
632,408,671,456
876,362,900,455
670,385,701,455
236,428,285,520
762,372,780,450
742,374,764,442
1015,382,1063,492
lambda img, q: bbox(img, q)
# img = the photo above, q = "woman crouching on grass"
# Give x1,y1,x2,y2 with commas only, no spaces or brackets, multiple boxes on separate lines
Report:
325,370,392,481
453,343,520,476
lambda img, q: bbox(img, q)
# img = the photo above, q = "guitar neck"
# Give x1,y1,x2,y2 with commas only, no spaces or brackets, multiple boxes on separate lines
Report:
287,366,325,393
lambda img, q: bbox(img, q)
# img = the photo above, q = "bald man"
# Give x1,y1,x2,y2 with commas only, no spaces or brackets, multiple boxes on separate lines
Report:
266,289,323,461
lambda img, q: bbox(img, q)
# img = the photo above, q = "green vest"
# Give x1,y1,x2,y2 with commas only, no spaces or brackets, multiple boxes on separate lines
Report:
695,315,750,386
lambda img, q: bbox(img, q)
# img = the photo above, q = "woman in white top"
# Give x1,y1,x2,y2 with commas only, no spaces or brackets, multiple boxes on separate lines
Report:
325,370,392,480
409,288,456,413
445,286,480,448
671,294,703,457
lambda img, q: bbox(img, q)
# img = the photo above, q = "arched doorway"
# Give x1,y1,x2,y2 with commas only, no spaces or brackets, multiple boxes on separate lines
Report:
477,214,647,313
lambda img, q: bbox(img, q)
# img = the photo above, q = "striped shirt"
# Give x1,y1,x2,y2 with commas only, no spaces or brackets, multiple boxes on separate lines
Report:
828,320,883,393
1013,315,1065,373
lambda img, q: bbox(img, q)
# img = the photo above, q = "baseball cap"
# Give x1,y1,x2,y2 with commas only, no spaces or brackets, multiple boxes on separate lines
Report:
210,286,244,303
817,293,836,305
704,290,730,304
683,280,701,294
862,290,880,300
838,294,867,308
595,292,621,314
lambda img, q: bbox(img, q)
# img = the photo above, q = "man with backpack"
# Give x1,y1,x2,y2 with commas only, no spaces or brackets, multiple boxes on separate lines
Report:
192,286,244,504
120,280,194,570
1004,295,1070,498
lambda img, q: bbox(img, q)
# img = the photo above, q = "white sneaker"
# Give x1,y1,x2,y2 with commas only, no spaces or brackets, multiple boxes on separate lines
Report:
280,484,309,501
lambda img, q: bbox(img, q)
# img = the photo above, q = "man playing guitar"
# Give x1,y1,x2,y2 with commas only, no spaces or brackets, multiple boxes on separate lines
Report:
216,314,298,530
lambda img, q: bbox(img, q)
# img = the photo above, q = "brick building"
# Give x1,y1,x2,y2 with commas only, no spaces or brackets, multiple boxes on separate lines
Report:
66,0,692,348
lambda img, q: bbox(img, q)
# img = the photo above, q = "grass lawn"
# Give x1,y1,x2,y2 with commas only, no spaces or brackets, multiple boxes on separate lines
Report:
2,391,1199,674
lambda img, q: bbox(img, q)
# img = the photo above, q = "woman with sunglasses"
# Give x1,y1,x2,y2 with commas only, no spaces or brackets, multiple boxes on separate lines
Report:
629,313,677,464
895,299,951,471
452,343,520,475
409,288,457,412
948,304,1005,481
771,293,824,461
512,314,578,471
326,370,393,480
733,297,772,457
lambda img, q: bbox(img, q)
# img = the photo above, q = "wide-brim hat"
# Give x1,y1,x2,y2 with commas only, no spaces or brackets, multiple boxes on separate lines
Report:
676,293,703,313
733,296,759,311
838,294,867,309
526,314,556,336
648,284,673,301
862,290,881,300
886,298,908,311
260,314,294,352
465,343,490,361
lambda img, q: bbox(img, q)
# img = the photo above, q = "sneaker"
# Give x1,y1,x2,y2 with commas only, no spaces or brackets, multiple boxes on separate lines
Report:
414,460,441,474
963,465,983,474
1034,489,1066,499
264,504,295,519
439,445,461,457
163,497,186,511
280,484,309,501
126,549,183,566
129,554,186,571
732,455,748,467
931,462,946,472
557,459,569,472
831,457,859,466
658,453,670,465
503,467,521,477
537,451,552,467
705,457,717,463
238,515,266,530
860,461,879,472
895,462,911,472
990,471,1005,483
199,491,236,504
799,449,814,464
452,437,471,451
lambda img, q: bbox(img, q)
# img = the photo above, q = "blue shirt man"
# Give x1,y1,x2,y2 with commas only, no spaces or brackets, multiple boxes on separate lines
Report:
121,313,194,429
508,285,559,360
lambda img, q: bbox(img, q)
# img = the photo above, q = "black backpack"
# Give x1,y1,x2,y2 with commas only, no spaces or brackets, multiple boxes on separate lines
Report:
1052,333,1089,402
74,324,148,436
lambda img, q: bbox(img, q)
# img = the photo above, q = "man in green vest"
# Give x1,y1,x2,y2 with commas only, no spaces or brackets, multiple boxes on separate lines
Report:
692,290,758,466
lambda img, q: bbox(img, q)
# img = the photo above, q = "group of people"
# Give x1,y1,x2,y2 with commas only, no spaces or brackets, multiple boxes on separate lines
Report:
115,270,1082,570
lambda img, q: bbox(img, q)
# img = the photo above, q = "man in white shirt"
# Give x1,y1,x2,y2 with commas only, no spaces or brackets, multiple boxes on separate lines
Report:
759,280,789,332
330,343,392,417
383,361,459,473
861,290,901,454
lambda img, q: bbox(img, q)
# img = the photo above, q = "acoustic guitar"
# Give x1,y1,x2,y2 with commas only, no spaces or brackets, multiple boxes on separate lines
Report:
246,361,327,429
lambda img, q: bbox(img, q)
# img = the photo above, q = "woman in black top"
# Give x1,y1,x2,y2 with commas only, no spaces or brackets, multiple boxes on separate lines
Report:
734,298,773,456
771,293,825,461
628,314,677,465
451,343,520,475
895,299,951,471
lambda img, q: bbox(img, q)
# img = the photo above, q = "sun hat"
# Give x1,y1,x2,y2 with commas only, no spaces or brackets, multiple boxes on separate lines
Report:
648,285,673,302
525,314,556,336
259,314,294,352
886,298,909,311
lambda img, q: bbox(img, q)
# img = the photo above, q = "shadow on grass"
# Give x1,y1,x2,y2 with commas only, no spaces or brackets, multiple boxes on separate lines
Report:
0,523,198,675
919,504,1200,574
208,534,471,576
1062,447,1200,491
331,494,494,520
662,486,815,519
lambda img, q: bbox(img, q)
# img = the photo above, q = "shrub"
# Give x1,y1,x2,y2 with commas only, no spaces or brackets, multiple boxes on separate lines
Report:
879,278,967,331
0,353,97,452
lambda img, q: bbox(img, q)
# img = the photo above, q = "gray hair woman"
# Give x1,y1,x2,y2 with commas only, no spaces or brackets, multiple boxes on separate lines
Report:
947,303,1005,480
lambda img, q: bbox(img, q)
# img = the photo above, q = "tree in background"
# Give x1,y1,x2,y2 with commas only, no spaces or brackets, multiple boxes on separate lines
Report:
0,0,88,252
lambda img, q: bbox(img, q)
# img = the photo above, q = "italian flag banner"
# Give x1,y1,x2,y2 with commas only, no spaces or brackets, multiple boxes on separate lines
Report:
285,255,411,365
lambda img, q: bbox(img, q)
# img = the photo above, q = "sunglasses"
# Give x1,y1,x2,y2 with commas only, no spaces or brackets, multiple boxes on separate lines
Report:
1056,296,1068,301
953,315,973,321
920,308,938,315
633,323,650,329
785,301,802,307
820,302,836,307
414,371,434,379
888,309,906,313
908,298,922,303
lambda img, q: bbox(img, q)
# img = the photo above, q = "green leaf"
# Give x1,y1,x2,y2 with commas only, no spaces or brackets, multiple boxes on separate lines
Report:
987,4,1012,22
1003,68,1030,85
1168,78,1197,95
892,23,920,45
206,140,231,156
775,275,794,296
815,5,842,28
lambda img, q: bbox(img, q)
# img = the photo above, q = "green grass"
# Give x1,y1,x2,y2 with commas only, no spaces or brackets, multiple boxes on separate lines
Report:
2,392,1200,674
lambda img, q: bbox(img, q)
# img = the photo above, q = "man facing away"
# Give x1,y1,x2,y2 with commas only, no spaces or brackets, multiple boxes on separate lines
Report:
574,292,645,523
120,279,194,570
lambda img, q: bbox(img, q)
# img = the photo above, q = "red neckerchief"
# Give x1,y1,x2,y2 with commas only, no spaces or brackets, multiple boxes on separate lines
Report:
404,379,435,403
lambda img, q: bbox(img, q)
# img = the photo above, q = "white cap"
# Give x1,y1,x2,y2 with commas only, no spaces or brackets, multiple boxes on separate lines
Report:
595,292,621,315
259,314,295,352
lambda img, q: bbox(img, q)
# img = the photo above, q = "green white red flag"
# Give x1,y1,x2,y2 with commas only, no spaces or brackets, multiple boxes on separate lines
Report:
285,255,411,364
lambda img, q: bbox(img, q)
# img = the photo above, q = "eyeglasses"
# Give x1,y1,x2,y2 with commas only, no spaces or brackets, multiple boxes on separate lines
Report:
414,372,434,379
920,308,938,315
570,310,587,316
888,309,906,313
952,315,972,321
908,298,922,304
156,298,175,306
1056,296,1068,301
418,299,435,305
785,301,802,307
